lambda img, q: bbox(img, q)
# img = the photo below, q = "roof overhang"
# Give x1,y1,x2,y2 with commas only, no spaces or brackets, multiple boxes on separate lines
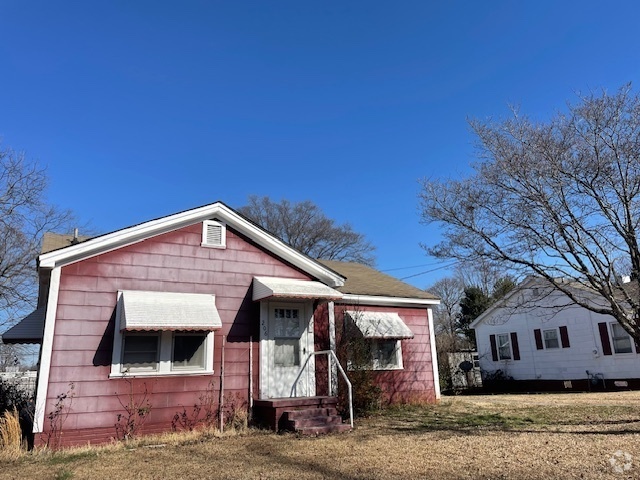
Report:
345,310,414,339
119,291,222,331
1,307,45,344
38,202,345,288
338,294,440,308
252,276,343,302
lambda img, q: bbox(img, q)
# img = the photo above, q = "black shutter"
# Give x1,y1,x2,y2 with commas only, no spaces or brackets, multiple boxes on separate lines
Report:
559,326,570,348
598,322,613,356
534,329,543,350
510,332,521,361
489,334,498,361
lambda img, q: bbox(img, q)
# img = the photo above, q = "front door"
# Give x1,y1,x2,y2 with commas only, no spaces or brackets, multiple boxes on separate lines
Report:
261,303,315,398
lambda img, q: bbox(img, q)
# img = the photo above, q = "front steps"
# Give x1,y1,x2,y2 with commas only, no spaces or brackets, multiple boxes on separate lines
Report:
253,396,351,435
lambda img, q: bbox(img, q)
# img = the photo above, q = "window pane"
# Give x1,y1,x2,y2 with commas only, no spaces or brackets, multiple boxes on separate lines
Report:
372,340,398,369
612,324,633,354
543,329,559,349
497,334,511,360
274,339,299,367
274,309,299,337
173,334,206,370
123,334,159,371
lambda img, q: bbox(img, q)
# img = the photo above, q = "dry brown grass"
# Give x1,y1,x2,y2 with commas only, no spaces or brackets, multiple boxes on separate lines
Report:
2,392,640,479
0,408,23,460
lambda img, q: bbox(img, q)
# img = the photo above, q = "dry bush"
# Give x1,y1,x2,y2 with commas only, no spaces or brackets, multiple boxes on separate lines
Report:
0,408,23,458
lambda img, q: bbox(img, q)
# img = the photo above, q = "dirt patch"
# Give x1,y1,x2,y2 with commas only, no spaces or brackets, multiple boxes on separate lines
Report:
2,392,640,479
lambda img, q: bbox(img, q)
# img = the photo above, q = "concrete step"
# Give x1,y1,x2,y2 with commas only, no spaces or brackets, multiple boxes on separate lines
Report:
295,423,352,436
283,408,337,420
286,415,344,429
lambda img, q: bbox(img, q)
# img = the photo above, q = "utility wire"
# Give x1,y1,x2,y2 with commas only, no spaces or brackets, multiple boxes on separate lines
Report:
399,261,459,280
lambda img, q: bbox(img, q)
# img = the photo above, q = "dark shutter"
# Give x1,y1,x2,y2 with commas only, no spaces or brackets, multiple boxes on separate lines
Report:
510,332,521,361
534,329,543,350
598,322,613,356
559,326,570,348
489,334,498,361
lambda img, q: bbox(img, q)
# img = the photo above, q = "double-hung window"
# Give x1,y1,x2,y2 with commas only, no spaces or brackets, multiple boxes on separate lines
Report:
497,333,512,360
611,323,633,354
543,329,560,349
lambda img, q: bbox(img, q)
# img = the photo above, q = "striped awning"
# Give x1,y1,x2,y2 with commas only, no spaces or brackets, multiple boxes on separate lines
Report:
119,291,222,331
345,310,414,339
252,276,343,301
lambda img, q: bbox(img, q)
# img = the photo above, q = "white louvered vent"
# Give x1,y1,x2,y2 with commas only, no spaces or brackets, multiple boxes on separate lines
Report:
202,220,226,248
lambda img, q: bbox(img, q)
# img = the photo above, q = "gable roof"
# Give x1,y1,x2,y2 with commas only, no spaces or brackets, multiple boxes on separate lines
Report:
38,202,345,288
319,260,439,305
41,232,93,254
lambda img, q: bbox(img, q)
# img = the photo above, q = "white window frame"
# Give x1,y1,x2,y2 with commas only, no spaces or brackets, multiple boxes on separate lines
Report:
110,297,214,377
201,220,226,248
497,333,512,360
542,328,560,349
371,339,404,370
121,331,160,373
171,332,208,372
610,322,634,354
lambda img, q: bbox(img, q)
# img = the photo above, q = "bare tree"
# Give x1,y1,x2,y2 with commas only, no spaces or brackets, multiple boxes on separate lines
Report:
239,195,376,266
428,277,463,337
0,147,73,327
419,84,640,342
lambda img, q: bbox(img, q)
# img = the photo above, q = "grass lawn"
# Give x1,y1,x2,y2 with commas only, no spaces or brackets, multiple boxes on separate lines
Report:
2,391,640,479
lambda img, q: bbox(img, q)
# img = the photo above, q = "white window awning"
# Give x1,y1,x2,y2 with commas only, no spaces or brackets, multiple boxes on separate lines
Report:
345,310,414,339
119,291,222,331
252,276,343,301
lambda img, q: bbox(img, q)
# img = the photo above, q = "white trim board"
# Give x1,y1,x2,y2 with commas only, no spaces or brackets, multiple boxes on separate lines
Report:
38,202,345,288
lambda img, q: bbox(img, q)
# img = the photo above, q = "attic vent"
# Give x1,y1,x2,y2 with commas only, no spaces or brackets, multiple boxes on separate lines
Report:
202,220,226,248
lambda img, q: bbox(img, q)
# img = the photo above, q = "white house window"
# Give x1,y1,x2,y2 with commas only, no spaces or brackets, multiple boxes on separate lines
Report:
497,333,511,360
344,311,412,371
122,333,159,372
543,329,560,349
202,220,226,248
371,339,403,370
111,291,221,377
172,333,207,370
611,323,633,354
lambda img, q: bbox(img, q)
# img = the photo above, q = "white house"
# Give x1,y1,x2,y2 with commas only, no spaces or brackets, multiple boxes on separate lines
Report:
471,277,640,390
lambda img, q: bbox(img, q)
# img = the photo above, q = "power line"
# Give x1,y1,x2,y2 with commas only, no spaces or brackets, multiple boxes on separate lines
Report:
380,261,453,273
400,261,459,281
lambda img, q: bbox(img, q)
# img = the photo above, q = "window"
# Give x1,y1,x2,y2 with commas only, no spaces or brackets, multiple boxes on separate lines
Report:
172,333,207,370
202,220,226,248
543,329,560,349
111,291,219,377
611,323,633,354
371,339,403,370
497,333,511,360
122,334,159,372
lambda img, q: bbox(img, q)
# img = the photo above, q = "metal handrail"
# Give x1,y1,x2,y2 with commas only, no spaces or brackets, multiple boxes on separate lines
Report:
290,349,353,428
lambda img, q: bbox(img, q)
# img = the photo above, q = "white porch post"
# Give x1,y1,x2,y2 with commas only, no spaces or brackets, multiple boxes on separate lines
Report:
328,301,338,396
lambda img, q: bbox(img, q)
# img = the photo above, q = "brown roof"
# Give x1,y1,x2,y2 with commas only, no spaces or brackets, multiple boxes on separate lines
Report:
318,260,439,300
41,232,92,254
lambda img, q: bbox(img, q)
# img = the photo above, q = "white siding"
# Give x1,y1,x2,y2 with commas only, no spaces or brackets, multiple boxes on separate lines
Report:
475,283,640,382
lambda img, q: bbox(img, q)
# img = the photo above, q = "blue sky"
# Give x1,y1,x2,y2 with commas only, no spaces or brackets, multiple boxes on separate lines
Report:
1,1,640,289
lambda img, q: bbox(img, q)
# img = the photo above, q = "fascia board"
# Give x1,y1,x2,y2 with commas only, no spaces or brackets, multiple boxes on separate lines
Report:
338,294,440,308
38,202,345,288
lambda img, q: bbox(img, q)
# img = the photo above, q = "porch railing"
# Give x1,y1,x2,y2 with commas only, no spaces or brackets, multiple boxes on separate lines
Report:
290,349,353,428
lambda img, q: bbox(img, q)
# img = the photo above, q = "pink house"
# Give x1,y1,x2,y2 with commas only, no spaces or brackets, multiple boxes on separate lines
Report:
2,202,440,446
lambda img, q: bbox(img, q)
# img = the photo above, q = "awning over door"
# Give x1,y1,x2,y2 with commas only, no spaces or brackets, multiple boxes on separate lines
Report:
1,307,45,344
252,276,343,301
345,310,414,339
119,291,222,331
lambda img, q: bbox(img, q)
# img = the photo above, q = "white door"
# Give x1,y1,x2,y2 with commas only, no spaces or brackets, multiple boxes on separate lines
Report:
262,303,315,398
